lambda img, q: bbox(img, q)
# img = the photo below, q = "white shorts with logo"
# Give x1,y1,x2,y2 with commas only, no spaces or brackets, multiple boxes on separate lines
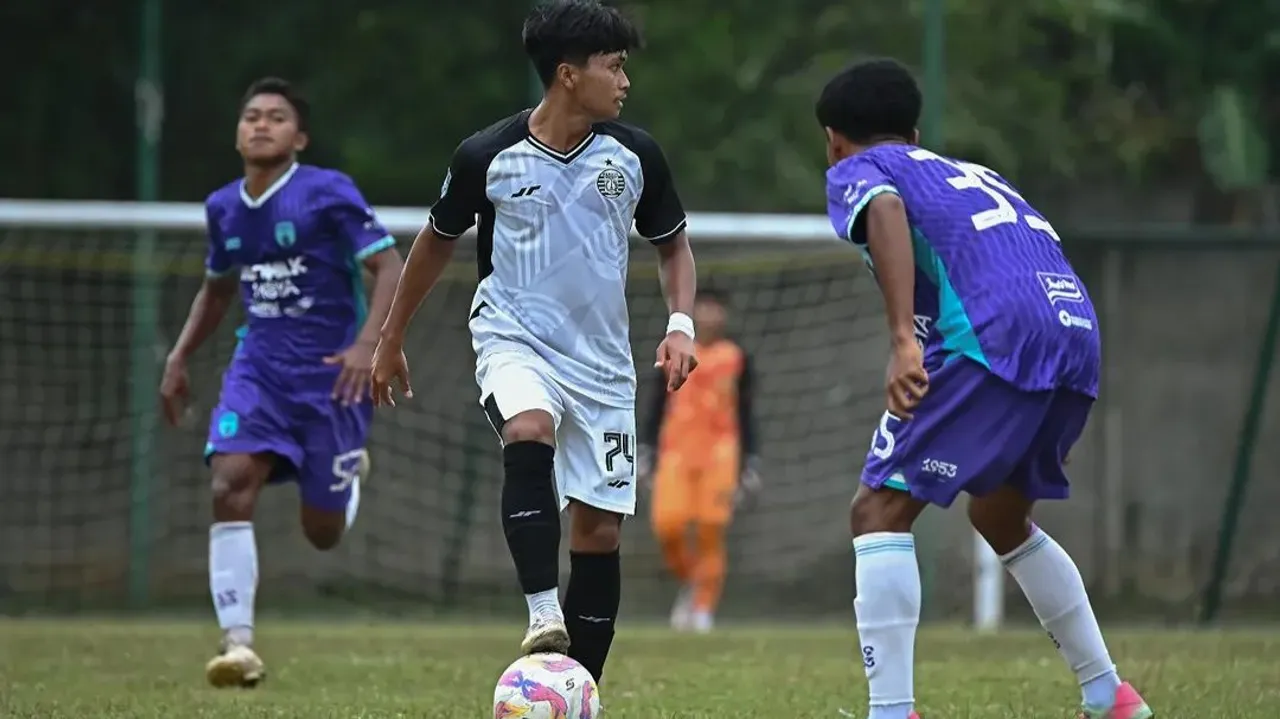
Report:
475,344,638,516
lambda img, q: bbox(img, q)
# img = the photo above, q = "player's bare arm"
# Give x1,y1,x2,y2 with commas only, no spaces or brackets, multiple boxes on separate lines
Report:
370,225,456,407
864,192,928,418
160,273,238,427
654,230,698,391
324,246,404,406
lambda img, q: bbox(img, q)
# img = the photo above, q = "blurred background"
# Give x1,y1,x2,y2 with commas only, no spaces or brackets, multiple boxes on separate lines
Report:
2,0,1279,628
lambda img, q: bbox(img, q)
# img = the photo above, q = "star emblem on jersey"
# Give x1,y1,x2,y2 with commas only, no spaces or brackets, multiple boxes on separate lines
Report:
596,167,625,199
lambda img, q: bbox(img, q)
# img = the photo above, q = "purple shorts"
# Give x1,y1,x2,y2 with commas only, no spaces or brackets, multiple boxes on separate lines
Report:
204,359,371,513
861,356,1092,508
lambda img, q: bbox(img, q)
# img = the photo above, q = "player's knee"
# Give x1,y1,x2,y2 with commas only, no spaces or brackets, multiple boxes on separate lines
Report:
967,489,1034,555
848,485,919,537
501,410,555,446
569,501,621,553
210,457,266,520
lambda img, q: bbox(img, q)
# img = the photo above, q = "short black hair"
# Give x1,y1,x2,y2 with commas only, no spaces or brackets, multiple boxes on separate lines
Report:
695,288,730,309
240,77,310,133
815,58,921,144
523,0,643,88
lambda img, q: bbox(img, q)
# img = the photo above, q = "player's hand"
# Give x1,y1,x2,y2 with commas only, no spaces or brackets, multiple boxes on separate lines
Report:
369,337,413,408
324,340,377,406
159,354,190,428
886,340,929,419
655,331,698,391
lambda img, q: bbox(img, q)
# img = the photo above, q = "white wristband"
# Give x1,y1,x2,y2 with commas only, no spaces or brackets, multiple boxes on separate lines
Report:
667,312,695,340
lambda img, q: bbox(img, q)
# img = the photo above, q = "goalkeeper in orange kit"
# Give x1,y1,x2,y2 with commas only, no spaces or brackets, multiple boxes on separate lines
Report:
638,289,762,633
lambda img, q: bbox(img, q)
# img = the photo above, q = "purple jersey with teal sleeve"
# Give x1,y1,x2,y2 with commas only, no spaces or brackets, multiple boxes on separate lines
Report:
204,163,396,372
826,144,1100,397
202,164,391,511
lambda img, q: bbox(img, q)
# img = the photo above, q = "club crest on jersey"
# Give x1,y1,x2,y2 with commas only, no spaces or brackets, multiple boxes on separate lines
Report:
274,221,296,248
217,411,239,438
596,167,626,198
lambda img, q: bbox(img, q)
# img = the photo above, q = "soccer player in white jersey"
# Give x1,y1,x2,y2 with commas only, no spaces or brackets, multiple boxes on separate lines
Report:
371,0,697,687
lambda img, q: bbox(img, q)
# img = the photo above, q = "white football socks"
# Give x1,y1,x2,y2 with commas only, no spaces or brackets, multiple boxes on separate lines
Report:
853,532,920,719
1001,526,1121,708
209,521,258,647
526,588,563,622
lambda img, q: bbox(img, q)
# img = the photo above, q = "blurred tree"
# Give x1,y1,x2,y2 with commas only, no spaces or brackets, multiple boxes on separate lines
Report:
1103,0,1280,222
0,0,1274,221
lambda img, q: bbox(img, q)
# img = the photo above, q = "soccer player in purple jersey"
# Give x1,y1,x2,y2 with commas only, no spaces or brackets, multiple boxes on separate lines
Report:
158,78,405,688
818,59,1153,719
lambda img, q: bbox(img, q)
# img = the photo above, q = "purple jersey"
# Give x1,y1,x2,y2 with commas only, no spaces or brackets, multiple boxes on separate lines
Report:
204,163,396,371
826,144,1100,397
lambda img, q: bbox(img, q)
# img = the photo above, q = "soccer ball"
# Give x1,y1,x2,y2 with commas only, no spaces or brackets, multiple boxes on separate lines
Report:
492,653,601,719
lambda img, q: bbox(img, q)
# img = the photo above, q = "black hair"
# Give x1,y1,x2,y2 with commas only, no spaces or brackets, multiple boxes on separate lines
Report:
522,0,643,88
239,77,310,133
695,288,730,309
815,58,921,144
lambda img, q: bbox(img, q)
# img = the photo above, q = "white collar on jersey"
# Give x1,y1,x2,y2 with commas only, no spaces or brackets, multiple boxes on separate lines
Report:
239,162,300,209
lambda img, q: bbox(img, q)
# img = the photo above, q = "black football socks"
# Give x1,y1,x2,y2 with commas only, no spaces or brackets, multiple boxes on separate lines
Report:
564,549,621,683
501,441,561,596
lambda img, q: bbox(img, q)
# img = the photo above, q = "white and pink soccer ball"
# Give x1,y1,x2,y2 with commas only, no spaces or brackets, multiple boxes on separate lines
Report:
492,653,601,719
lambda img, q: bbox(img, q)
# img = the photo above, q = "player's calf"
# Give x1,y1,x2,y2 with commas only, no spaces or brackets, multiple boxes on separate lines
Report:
564,501,622,683
299,506,346,550
687,521,728,633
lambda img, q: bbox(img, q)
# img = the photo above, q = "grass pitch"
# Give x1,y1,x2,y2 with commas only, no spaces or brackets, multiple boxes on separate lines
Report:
0,618,1275,717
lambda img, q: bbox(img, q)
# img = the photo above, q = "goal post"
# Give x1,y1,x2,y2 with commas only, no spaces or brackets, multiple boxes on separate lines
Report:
0,198,1001,626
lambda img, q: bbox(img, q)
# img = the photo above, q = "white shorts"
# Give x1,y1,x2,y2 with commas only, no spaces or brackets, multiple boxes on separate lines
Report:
476,348,638,516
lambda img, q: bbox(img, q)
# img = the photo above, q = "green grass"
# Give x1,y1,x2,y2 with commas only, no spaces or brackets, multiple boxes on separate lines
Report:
0,619,1276,717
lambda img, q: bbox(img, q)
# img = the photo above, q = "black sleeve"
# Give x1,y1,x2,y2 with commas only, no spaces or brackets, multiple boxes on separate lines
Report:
737,353,758,458
632,131,688,244
427,138,487,239
640,370,669,447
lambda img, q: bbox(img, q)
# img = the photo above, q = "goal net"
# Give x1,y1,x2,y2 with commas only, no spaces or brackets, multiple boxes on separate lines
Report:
0,201,979,621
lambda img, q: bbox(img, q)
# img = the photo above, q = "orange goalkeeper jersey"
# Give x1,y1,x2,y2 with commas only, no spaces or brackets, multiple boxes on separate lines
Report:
642,338,758,461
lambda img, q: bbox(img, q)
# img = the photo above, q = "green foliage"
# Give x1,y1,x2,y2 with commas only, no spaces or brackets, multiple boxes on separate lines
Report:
0,0,1274,213
1199,86,1269,191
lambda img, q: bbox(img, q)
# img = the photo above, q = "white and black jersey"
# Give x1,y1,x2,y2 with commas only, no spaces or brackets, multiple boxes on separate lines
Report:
429,109,687,407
